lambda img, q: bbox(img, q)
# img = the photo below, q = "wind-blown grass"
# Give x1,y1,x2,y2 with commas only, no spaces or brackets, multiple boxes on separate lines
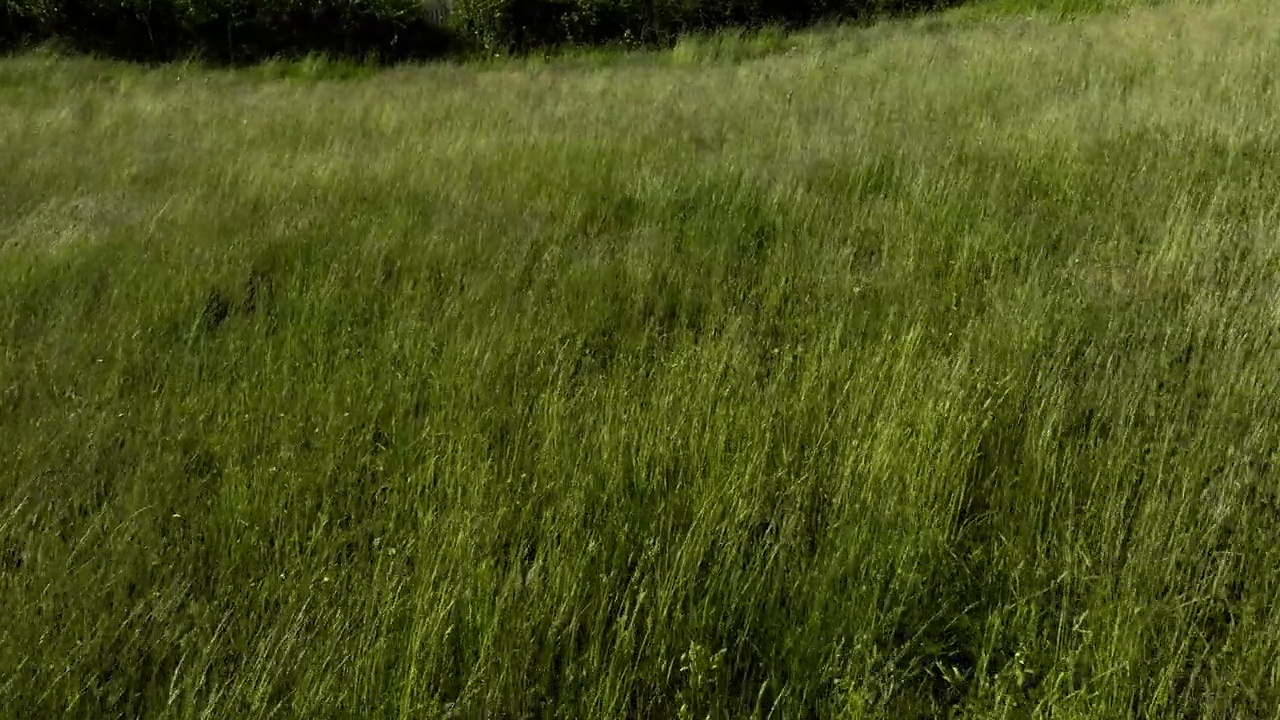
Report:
1,0,1279,717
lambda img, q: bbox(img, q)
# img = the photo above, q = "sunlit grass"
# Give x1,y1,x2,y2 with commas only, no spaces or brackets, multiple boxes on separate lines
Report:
1,0,1279,717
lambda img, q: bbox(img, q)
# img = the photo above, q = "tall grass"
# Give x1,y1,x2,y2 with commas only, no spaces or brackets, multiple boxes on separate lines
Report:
1,0,1279,717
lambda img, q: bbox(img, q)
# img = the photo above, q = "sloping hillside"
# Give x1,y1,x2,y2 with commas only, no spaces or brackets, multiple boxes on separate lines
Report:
1,1,1278,717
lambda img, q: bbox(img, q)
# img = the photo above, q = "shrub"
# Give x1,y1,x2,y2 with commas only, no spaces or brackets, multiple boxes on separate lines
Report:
2,0,51,50
3,0,960,60
448,0,959,52
3,0,458,61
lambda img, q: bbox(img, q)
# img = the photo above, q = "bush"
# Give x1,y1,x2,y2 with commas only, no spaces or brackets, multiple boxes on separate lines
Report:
448,0,959,52
3,0,458,61
2,0,50,50
2,0,960,60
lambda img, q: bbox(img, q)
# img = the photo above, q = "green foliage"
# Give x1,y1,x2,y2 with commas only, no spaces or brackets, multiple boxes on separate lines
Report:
3,0,457,61
2,0,1278,717
2,0,966,60
677,643,730,720
448,0,960,52
1,0,49,49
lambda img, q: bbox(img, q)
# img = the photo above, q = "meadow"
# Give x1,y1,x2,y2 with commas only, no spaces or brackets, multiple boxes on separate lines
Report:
2,0,1279,716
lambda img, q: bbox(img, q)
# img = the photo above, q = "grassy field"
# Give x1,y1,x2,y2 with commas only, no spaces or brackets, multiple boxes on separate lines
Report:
2,0,1280,717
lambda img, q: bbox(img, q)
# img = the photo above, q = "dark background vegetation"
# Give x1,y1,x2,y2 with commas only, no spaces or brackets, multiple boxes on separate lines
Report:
1,0,961,61
1,0,458,62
